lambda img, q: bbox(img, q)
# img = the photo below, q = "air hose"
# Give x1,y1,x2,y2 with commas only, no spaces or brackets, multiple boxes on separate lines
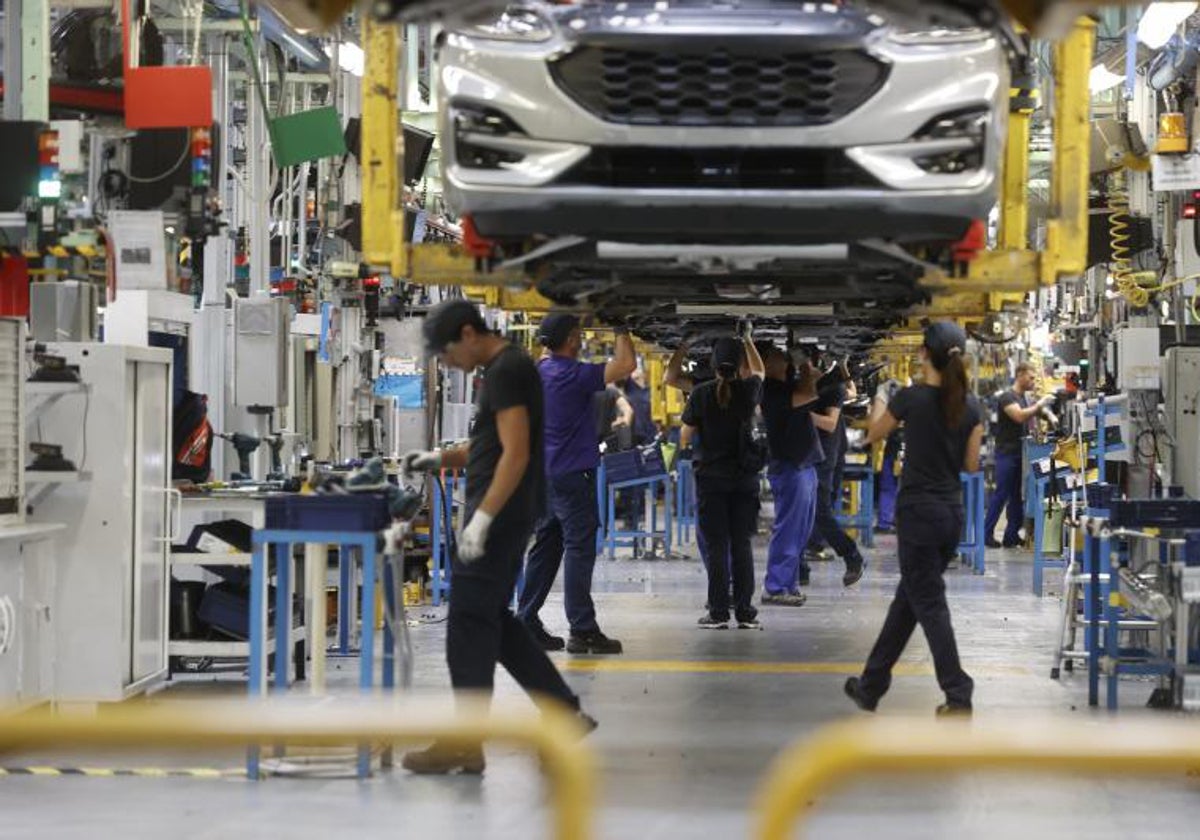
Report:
1108,177,1159,307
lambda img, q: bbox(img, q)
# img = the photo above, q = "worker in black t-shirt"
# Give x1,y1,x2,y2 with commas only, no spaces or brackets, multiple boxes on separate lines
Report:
759,344,824,605
401,300,595,774
802,347,865,587
845,322,983,715
681,331,765,630
983,361,1055,548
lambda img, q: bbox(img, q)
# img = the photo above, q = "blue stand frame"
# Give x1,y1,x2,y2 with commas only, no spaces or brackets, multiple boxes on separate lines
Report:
598,464,674,560
958,471,987,575
834,463,874,548
249,529,391,779
674,459,697,546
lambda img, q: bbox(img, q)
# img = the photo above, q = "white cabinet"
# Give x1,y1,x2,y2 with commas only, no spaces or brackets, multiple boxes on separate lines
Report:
0,524,62,710
28,344,172,703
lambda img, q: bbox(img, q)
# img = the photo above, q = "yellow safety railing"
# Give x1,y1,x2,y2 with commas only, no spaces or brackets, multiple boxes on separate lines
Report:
755,717,1200,840
0,698,595,840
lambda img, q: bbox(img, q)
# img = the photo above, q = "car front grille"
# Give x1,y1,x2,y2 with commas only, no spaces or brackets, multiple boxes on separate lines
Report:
558,146,881,190
550,43,888,127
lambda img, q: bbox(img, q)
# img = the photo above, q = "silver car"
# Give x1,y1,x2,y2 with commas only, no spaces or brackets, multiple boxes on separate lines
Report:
438,0,1009,248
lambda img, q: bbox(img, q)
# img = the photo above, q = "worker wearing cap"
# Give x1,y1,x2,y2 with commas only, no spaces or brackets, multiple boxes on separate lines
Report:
518,312,637,655
846,322,982,715
401,300,595,775
984,361,1054,549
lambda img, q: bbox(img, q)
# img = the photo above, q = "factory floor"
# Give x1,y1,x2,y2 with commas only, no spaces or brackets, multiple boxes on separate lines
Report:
3,533,1200,839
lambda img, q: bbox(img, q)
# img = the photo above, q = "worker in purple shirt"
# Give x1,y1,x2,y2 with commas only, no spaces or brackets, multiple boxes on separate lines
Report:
518,312,637,655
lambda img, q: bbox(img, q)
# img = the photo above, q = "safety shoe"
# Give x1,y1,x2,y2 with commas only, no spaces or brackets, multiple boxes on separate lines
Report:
935,702,973,718
697,613,730,630
525,622,565,652
843,557,865,587
985,537,1002,549
567,630,624,654
762,591,807,607
843,677,878,712
576,711,599,736
798,568,811,587
1001,537,1023,549
402,742,485,775
736,609,762,630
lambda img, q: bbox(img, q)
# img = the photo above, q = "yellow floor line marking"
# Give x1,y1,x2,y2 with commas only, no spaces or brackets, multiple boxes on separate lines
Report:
561,659,1033,677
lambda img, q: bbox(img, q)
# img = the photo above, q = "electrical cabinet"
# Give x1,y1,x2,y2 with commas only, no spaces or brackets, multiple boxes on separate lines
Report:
1115,327,1161,391
28,344,173,703
234,296,289,408
1165,347,1200,500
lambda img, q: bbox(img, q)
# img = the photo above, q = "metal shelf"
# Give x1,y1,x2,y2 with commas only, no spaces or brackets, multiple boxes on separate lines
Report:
171,552,253,567
169,626,306,659
26,470,92,484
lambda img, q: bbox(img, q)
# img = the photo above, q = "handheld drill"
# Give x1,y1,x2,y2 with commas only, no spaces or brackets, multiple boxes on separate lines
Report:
216,432,261,481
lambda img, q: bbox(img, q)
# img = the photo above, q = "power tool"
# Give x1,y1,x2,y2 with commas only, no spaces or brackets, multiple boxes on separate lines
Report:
216,432,261,481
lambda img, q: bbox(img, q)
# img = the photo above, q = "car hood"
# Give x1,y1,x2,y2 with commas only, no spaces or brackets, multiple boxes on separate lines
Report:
550,1,885,47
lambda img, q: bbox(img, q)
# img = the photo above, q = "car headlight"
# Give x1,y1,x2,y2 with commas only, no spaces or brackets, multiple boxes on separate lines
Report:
888,26,991,46
456,5,553,42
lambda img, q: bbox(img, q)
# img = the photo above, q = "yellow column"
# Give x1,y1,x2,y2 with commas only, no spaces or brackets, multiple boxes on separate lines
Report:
361,17,406,278
1040,17,1094,285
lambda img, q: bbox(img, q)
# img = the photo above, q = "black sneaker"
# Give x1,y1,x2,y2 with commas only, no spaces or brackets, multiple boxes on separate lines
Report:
1001,537,1022,549
697,613,730,630
798,569,811,587
567,630,624,654
843,557,865,587
985,537,1002,549
936,702,973,717
526,622,565,652
843,677,877,712
736,612,762,630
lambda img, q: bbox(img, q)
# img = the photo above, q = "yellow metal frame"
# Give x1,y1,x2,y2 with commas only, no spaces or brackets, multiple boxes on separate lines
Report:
0,699,595,840
755,717,1200,840
360,17,405,278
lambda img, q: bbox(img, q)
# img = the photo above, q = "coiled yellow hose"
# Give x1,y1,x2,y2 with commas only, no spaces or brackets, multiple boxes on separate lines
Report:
1108,182,1159,307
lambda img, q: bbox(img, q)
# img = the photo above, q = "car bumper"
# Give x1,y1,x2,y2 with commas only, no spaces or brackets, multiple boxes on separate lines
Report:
447,182,988,243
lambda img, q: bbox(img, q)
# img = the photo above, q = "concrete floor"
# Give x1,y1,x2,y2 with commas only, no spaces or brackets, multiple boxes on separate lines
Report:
2,533,1199,839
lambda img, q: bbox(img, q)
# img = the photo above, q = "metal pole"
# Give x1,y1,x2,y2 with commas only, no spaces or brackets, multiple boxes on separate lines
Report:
247,41,271,297
20,0,49,122
3,0,23,120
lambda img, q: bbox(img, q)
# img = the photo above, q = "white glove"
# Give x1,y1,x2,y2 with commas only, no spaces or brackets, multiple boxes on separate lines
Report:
1038,394,1057,409
457,510,494,563
401,449,442,477
875,380,899,404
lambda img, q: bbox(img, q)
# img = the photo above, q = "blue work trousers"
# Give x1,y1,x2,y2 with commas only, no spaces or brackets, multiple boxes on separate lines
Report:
518,469,601,634
765,463,818,595
984,450,1024,544
877,455,898,530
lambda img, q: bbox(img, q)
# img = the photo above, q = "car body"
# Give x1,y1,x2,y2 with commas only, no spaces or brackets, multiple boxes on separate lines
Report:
438,0,1010,248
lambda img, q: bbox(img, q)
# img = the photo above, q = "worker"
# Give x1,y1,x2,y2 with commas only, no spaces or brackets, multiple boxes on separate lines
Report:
595,383,634,452
845,321,983,715
401,300,595,774
680,329,765,630
804,348,866,587
624,368,657,446
518,313,637,655
759,344,823,605
984,361,1055,549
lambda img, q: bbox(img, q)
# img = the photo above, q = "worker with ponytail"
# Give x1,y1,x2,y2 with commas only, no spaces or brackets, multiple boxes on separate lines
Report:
845,322,984,715
680,326,765,630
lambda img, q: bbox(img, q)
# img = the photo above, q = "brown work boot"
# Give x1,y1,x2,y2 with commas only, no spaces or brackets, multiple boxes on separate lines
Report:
401,742,485,775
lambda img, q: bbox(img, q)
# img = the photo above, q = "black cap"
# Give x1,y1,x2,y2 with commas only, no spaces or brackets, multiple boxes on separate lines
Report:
538,312,580,350
711,337,743,376
923,321,967,365
422,299,489,355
